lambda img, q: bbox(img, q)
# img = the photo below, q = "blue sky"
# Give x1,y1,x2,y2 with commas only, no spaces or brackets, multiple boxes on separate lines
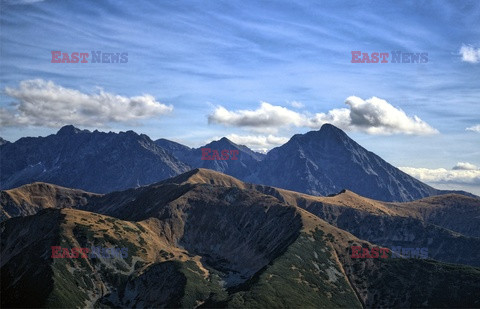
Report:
1,0,479,193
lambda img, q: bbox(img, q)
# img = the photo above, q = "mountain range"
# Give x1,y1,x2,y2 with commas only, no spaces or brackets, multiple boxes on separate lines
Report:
0,125,190,193
0,124,475,202
1,168,480,307
156,137,265,180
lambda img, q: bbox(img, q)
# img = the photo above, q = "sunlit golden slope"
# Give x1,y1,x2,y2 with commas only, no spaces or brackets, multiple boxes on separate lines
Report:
2,172,480,308
0,182,99,221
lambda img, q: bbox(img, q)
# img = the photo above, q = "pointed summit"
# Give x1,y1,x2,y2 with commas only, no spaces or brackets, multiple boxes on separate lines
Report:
202,137,265,161
306,123,349,141
319,123,343,133
219,137,231,143
252,126,438,202
318,123,350,139
205,137,237,149
56,125,85,136
170,138,265,179
288,124,352,148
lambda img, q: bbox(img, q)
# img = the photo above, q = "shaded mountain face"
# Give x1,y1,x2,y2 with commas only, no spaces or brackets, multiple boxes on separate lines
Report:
173,173,480,268
154,138,192,162
2,169,479,269
157,137,265,179
2,124,474,201
0,137,9,146
90,168,480,268
0,179,360,307
0,125,190,193
249,124,439,202
287,191,480,267
389,194,480,238
2,169,480,308
161,125,473,202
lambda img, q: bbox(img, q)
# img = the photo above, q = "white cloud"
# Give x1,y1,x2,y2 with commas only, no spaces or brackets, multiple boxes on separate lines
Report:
0,79,173,128
453,162,478,171
309,96,438,135
290,101,305,108
208,96,438,135
466,124,480,133
208,102,305,133
459,44,480,63
399,164,480,185
226,133,289,152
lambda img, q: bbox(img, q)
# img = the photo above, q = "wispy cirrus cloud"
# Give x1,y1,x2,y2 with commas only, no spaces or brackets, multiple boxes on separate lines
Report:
3,0,44,4
0,79,173,128
208,96,438,135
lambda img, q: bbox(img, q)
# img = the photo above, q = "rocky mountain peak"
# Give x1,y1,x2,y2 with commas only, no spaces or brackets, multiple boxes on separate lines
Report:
206,137,236,148
56,125,86,136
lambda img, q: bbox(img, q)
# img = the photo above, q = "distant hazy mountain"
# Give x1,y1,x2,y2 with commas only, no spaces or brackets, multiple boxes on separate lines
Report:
2,124,475,201
0,125,190,193
164,125,474,202
154,138,192,162
2,169,480,308
248,124,441,202
156,137,265,179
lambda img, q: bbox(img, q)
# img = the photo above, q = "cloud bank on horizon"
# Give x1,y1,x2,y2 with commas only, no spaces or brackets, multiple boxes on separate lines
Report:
400,162,480,189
